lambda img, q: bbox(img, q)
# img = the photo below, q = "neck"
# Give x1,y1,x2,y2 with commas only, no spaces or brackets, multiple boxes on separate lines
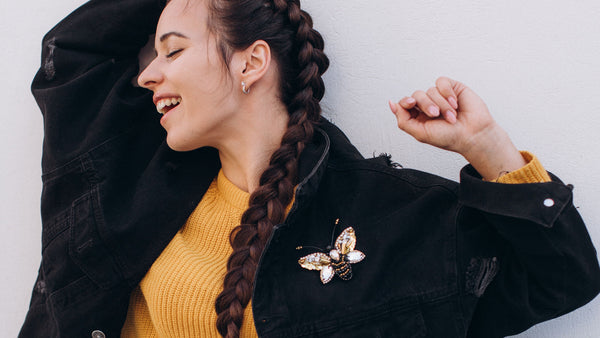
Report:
217,99,289,193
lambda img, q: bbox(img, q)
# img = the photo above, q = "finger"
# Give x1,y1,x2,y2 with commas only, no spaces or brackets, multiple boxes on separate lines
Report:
426,87,457,124
389,97,416,118
389,100,415,118
388,100,399,114
389,101,424,138
412,90,440,118
443,110,457,124
398,97,416,110
436,76,459,109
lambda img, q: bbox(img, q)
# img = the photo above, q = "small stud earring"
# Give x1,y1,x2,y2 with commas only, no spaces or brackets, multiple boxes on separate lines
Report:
241,81,250,94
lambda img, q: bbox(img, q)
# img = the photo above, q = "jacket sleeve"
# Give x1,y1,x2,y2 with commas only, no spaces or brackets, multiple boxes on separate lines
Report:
457,165,600,337
21,1,164,337
33,0,164,172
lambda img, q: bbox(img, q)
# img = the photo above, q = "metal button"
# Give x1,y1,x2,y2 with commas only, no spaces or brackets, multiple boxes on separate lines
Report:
543,198,555,207
91,330,105,338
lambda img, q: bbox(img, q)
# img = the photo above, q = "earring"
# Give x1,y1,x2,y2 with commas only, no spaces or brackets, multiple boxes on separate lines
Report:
241,81,250,94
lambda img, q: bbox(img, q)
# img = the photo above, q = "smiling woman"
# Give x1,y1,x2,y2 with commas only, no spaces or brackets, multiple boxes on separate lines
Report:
131,1,330,335
15,0,600,337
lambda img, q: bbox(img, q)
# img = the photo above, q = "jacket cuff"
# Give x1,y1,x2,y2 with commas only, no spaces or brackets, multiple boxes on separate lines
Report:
459,165,573,228
492,151,552,184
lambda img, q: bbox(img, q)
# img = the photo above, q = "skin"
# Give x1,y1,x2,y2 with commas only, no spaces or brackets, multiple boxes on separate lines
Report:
138,0,289,192
139,0,526,193
389,77,526,180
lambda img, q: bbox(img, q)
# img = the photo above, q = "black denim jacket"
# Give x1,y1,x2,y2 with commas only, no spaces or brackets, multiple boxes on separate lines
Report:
20,0,600,337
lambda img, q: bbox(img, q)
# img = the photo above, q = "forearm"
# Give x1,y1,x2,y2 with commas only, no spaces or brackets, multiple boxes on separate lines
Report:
461,123,527,181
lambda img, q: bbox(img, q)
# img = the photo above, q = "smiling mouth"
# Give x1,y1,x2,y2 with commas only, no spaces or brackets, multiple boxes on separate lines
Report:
156,97,182,114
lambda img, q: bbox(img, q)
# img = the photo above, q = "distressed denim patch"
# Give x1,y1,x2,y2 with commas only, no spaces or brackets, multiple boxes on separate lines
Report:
43,37,57,80
466,257,499,297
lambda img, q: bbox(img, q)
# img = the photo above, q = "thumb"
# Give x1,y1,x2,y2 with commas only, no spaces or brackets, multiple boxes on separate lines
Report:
389,100,421,137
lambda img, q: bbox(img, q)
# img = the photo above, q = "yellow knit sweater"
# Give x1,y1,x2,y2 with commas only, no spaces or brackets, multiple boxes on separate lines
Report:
121,170,257,337
120,151,550,337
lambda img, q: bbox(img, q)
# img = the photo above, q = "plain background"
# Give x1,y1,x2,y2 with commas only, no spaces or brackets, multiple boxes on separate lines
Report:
2,0,599,337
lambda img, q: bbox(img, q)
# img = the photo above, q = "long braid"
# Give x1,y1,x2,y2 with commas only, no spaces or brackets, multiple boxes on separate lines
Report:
212,0,329,336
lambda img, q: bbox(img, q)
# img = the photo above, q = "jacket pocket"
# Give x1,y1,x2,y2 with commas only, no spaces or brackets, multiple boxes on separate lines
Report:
68,189,123,289
40,152,124,295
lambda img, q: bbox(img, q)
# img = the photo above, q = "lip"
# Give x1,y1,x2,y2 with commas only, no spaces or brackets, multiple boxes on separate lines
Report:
159,102,180,126
153,93,181,106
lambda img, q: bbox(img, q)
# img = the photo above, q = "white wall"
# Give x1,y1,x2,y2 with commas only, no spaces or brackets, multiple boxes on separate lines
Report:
2,0,599,337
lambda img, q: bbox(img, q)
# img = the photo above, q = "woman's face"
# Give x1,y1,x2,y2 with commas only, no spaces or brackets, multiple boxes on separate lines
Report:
138,0,238,151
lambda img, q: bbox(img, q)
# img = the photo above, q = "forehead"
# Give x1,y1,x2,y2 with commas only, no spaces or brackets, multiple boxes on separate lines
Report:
156,0,208,38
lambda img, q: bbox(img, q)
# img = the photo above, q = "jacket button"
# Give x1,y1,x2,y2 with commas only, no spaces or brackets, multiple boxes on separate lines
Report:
91,330,105,338
543,198,555,207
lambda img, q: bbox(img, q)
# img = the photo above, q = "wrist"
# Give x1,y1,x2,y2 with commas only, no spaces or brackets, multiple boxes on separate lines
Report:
461,124,527,181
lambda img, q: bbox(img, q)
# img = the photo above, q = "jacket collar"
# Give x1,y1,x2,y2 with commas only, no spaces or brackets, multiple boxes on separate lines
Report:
286,119,364,224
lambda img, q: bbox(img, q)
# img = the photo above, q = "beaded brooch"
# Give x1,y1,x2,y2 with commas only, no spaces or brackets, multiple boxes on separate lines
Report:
297,219,366,284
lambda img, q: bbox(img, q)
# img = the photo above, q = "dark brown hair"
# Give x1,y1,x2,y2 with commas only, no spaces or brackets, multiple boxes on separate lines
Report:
205,0,329,337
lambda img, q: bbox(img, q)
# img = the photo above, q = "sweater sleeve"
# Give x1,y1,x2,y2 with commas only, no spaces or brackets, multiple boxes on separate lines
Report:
491,151,552,184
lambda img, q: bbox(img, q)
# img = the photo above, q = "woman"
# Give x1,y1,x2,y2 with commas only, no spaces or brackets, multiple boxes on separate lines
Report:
20,0,600,337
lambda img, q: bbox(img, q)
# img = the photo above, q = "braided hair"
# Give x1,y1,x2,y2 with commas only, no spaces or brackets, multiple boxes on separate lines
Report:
205,0,329,336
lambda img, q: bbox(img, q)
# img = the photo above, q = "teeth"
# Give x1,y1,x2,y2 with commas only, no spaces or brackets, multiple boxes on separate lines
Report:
155,97,182,114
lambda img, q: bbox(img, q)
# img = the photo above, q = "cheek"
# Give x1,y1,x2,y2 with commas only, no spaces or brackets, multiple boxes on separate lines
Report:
181,57,231,100
195,73,236,109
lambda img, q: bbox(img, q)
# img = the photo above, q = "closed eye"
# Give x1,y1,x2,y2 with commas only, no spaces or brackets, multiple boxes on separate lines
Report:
166,49,183,58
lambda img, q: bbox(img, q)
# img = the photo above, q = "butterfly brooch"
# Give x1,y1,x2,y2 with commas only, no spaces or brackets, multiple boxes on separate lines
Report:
297,219,366,284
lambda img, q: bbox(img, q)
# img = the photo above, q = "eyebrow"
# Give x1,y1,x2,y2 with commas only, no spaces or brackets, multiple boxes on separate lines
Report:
159,31,190,42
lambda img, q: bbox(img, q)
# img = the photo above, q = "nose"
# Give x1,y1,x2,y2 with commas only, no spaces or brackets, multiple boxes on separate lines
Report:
137,58,163,89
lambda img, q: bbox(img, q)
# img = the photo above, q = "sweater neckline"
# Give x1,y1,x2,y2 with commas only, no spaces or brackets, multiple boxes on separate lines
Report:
216,169,250,211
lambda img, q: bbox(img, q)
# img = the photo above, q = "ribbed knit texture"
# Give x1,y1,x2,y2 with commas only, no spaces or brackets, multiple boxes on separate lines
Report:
494,151,551,184
120,151,549,337
121,170,257,337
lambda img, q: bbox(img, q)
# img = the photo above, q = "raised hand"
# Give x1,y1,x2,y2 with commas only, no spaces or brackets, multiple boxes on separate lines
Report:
389,77,526,181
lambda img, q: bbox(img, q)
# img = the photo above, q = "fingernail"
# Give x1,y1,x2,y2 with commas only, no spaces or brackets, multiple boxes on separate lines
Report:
446,110,457,124
428,106,440,117
388,100,397,113
448,97,458,110
406,97,416,104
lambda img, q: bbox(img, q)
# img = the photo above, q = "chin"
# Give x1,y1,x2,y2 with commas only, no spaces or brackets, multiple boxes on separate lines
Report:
165,134,198,152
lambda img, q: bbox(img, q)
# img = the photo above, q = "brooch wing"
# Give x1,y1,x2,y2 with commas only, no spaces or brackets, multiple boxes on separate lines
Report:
335,227,356,254
334,227,365,264
298,253,335,284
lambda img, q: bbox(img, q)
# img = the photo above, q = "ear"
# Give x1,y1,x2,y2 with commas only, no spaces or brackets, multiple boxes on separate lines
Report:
233,40,272,93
